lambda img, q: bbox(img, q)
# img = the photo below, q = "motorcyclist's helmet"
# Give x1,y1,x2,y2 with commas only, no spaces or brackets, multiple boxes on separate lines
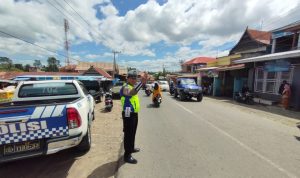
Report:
154,82,159,90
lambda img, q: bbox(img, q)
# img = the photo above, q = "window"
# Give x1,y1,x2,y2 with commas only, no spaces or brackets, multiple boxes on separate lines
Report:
19,83,78,98
180,78,196,85
79,83,89,95
254,67,293,94
265,72,277,93
256,81,263,92
255,68,264,92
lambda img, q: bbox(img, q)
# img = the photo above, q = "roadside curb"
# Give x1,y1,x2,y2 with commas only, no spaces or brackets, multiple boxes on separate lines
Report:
204,96,300,126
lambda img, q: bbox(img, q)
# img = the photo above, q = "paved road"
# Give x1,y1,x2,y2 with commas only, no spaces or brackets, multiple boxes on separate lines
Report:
117,92,300,178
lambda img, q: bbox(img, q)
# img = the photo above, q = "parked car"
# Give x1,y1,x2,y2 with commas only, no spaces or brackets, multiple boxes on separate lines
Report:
0,80,95,163
79,79,103,103
158,80,169,91
174,77,203,102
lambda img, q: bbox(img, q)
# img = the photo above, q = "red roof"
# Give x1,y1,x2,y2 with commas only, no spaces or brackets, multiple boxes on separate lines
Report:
0,72,81,80
182,57,216,66
94,67,112,78
247,29,271,45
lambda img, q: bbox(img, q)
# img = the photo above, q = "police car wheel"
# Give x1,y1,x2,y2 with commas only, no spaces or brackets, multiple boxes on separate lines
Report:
77,125,91,152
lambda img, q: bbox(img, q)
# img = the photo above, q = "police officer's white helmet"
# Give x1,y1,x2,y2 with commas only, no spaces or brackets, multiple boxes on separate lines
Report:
127,70,137,79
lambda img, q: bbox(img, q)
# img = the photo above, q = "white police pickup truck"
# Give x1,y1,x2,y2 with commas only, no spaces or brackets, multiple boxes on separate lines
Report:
0,80,95,163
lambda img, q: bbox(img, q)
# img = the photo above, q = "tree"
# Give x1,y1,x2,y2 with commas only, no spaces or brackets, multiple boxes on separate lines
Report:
33,60,42,69
0,57,13,70
24,64,31,72
46,57,60,72
14,64,24,71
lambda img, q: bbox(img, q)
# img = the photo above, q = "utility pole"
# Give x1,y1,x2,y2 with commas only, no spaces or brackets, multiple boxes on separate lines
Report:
112,50,121,78
64,19,70,66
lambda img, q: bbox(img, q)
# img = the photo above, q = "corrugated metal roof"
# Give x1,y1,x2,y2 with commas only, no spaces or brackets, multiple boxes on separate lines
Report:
234,49,300,63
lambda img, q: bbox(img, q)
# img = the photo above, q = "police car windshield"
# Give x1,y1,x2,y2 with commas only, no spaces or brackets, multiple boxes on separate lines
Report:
18,83,78,97
180,78,196,85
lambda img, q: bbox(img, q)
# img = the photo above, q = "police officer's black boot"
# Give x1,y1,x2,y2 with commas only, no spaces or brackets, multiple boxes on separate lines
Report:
124,153,137,164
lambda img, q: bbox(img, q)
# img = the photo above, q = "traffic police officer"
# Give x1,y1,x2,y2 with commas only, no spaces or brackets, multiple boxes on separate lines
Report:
120,70,148,164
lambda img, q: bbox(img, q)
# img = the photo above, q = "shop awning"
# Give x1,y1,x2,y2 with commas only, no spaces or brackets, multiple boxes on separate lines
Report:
217,64,245,71
234,49,300,64
196,67,219,71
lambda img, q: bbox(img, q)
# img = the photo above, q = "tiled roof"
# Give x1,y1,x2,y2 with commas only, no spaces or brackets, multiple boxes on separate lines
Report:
76,61,115,71
247,29,271,45
182,57,216,66
93,67,112,78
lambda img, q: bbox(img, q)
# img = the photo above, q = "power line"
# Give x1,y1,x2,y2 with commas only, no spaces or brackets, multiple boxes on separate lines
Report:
45,0,90,35
43,0,105,52
62,0,92,28
0,29,80,62
61,0,104,40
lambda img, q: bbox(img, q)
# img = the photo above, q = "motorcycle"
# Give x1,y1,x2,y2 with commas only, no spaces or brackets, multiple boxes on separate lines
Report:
153,94,162,107
234,91,254,105
145,88,152,96
105,92,113,112
169,85,175,95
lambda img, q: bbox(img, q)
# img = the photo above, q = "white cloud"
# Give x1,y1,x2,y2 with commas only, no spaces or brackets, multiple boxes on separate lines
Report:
100,4,119,17
0,0,107,61
0,0,300,70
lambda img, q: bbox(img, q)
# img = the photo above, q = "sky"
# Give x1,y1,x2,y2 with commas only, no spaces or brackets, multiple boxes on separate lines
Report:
0,0,299,72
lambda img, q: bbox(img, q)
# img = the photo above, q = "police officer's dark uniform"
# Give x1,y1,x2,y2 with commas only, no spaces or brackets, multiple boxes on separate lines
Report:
120,70,145,164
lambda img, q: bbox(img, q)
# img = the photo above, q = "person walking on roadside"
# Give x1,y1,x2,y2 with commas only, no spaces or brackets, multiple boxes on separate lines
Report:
278,80,287,95
282,83,291,109
120,70,148,164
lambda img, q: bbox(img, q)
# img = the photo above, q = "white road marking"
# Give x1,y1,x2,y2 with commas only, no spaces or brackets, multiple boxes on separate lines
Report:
175,102,297,178
174,102,193,114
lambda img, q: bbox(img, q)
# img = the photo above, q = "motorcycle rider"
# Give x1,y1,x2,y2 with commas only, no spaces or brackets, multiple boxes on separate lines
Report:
242,84,250,94
152,82,162,103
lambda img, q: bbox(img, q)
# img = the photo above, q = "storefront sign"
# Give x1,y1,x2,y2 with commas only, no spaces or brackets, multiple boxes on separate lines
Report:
264,60,290,72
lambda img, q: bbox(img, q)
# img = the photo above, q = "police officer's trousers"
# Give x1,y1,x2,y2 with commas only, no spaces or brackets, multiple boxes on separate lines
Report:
122,112,138,156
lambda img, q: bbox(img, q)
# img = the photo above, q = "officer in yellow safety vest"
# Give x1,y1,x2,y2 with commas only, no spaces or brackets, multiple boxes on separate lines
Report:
120,70,148,164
